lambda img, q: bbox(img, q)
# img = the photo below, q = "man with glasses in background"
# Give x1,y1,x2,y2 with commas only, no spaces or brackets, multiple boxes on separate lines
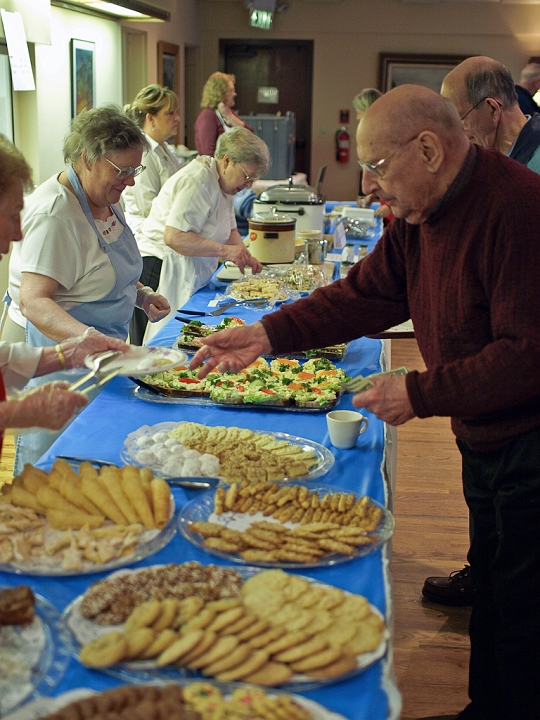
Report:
417,55,540,608
189,83,540,720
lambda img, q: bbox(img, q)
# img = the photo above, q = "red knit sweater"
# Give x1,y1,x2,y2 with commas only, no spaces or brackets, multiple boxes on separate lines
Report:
264,146,540,451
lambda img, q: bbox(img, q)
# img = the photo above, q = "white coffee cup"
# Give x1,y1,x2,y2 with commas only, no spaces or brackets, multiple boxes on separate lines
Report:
326,409,369,449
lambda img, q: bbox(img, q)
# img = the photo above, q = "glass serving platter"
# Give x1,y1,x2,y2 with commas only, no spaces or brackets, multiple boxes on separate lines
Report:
63,565,388,693
132,383,343,412
177,481,394,569
0,501,177,577
0,590,73,715
2,683,346,720
120,421,335,482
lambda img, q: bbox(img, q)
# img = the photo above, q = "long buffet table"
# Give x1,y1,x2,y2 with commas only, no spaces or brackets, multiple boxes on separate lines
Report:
0,284,402,720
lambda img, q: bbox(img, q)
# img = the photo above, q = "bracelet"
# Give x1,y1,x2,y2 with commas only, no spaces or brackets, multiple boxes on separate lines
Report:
54,344,68,370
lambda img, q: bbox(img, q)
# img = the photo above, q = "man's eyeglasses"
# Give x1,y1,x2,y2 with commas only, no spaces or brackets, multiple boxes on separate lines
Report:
104,156,146,180
358,134,419,178
459,96,502,123
239,163,259,184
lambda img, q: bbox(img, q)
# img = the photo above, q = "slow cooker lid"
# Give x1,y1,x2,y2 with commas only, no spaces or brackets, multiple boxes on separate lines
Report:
258,183,322,204
249,209,297,224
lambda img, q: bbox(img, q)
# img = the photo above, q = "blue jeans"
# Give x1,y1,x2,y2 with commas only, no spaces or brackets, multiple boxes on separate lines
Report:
460,426,540,719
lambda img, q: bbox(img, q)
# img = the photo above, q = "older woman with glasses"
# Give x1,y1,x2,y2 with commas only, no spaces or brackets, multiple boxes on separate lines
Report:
4,105,170,472
136,126,269,343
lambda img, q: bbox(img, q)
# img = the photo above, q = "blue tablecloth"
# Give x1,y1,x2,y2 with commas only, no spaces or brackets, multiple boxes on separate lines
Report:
0,288,401,720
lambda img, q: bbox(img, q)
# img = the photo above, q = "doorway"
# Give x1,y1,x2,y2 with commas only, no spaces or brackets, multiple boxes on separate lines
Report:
220,39,313,182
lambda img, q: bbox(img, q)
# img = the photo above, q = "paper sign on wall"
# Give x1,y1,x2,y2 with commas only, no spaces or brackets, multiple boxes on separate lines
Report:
0,10,35,91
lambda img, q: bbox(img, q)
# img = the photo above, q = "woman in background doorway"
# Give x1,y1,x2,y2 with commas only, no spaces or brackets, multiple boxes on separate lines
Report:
124,85,184,345
194,72,253,156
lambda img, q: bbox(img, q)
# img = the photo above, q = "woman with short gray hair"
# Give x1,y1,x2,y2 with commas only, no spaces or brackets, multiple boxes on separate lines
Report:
5,105,170,472
136,126,269,342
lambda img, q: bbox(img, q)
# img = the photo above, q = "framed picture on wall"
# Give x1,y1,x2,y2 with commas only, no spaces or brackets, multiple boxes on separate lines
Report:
157,41,180,142
379,53,470,94
71,39,95,118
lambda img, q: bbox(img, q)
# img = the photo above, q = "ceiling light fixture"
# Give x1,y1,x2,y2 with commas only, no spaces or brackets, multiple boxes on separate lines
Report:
52,0,170,22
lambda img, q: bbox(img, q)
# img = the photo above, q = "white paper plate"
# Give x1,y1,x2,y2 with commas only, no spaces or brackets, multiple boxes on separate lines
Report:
85,347,187,377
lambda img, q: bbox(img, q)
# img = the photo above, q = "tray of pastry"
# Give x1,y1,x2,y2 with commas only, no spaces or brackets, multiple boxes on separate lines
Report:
132,356,347,411
0,460,176,575
64,563,388,692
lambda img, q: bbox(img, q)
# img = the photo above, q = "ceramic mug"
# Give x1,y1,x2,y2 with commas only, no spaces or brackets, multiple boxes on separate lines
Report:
326,409,369,449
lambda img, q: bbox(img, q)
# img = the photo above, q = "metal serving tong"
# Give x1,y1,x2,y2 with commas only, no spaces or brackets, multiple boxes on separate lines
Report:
55,455,219,489
68,350,123,395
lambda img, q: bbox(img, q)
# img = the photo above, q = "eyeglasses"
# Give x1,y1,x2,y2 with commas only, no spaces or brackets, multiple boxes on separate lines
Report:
459,96,502,123
239,163,259,184
357,134,419,178
459,97,489,122
104,156,146,180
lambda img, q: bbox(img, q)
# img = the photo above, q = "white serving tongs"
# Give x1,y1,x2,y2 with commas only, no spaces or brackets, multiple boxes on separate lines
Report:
68,350,124,395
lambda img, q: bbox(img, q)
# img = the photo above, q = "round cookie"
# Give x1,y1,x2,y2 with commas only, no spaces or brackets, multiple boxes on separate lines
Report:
189,635,240,669
141,629,178,659
303,653,358,679
174,596,206,628
220,613,258,637
201,643,252,676
242,661,293,686
206,606,245,634
80,631,128,668
205,597,243,613
124,627,156,660
124,600,162,633
182,630,218,665
265,631,309,656
182,607,217,632
153,599,179,632
215,649,269,681
248,625,286,649
156,629,205,666
237,619,270,642
274,634,329,663
290,646,343,673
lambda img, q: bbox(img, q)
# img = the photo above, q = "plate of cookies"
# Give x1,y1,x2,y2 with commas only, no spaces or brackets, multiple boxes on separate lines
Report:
0,460,176,576
121,421,335,484
2,682,347,720
64,563,388,692
0,586,73,715
178,480,394,568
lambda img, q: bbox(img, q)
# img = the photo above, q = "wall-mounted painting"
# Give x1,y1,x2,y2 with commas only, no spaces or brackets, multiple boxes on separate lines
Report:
71,39,95,118
379,53,470,94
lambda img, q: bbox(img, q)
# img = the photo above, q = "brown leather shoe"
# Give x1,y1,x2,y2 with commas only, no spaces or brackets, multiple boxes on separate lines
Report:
422,564,474,606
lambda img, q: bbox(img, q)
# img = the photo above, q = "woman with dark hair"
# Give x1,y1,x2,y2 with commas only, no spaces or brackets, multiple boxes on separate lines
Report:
5,106,170,471
194,72,253,156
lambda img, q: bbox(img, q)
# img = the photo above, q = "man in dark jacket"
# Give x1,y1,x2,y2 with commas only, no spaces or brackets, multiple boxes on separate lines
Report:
515,62,540,115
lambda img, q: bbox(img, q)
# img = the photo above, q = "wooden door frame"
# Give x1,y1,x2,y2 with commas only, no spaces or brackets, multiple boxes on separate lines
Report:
219,39,313,181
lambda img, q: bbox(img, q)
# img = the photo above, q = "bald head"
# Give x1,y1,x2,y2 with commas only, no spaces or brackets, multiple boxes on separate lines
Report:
442,56,518,114
356,85,469,225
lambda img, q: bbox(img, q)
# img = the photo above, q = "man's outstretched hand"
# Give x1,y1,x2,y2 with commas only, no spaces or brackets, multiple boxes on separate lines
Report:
189,322,272,378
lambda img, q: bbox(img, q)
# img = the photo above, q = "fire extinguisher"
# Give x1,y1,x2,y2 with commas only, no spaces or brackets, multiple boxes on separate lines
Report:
335,126,350,163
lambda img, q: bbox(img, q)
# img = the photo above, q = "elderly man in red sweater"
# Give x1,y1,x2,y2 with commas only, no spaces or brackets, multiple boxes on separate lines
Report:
191,84,540,720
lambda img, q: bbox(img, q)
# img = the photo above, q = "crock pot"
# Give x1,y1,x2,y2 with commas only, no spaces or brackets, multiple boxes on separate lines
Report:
248,209,297,264
252,178,325,235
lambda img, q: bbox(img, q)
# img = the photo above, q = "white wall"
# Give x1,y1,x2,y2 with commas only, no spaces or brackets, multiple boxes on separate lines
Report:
200,0,540,200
